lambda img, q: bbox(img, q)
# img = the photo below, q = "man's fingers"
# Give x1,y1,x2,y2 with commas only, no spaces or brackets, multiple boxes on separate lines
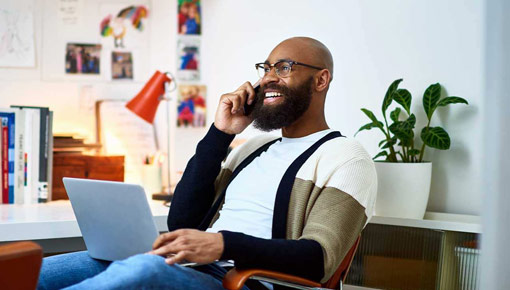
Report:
229,94,243,114
165,251,188,265
151,240,185,257
247,80,260,105
153,230,181,249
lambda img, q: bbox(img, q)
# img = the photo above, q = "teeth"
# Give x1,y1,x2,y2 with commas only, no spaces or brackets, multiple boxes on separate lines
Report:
265,92,282,98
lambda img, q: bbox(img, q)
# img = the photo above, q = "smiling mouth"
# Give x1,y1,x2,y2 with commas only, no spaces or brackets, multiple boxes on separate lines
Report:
265,92,283,99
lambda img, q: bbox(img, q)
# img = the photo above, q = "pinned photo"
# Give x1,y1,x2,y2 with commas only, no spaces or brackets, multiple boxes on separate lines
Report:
65,43,101,74
177,85,206,128
112,51,133,80
177,38,200,81
178,0,201,35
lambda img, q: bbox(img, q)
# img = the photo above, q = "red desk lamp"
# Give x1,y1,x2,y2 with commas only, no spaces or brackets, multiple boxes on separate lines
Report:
126,70,175,201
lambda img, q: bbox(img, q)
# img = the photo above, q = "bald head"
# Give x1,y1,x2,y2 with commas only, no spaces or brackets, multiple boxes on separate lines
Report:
272,37,334,81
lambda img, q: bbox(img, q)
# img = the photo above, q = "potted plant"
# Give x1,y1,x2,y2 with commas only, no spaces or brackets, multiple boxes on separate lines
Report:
356,79,468,219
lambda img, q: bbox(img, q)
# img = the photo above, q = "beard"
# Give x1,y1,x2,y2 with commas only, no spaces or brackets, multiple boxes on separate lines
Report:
251,77,313,132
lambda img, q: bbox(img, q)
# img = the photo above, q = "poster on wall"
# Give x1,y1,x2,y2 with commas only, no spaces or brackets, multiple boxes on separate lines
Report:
111,51,133,79
0,9,35,67
65,43,101,74
100,4,149,49
178,0,201,35
177,84,206,128
177,37,200,81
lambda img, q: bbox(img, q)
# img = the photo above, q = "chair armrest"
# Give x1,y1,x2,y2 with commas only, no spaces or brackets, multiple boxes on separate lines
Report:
223,268,321,290
0,241,43,290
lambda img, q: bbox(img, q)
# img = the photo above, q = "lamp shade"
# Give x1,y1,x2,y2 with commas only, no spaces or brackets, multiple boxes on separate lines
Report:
126,71,172,124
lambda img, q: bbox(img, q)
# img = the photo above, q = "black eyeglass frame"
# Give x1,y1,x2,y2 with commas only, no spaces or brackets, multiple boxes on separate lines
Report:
255,60,325,78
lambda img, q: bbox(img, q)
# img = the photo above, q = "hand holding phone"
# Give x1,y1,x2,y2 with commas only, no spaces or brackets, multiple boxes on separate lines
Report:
244,83,259,116
214,81,259,135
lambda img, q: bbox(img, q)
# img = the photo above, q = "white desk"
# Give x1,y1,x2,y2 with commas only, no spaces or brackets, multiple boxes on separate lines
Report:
370,212,482,234
0,200,170,253
0,201,481,253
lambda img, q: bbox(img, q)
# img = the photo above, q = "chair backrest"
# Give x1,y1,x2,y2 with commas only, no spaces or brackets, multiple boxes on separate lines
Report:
322,235,361,289
0,241,43,290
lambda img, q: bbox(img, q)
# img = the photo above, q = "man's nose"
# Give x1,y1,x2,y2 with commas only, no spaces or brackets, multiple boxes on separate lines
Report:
260,68,279,87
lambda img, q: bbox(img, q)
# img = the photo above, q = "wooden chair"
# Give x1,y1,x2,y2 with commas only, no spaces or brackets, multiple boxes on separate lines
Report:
223,236,361,290
0,241,43,290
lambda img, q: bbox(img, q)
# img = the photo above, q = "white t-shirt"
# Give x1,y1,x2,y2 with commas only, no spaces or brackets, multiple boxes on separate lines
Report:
207,129,334,238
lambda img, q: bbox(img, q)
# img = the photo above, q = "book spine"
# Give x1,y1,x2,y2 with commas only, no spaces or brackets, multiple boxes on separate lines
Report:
46,111,53,201
23,110,32,204
0,124,2,204
14,109,25,204
31,110,40,204
38,109,49,203
5,113,15,204
1,118,8,204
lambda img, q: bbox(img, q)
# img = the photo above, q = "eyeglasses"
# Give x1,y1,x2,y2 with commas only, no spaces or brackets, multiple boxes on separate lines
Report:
255,60,324,78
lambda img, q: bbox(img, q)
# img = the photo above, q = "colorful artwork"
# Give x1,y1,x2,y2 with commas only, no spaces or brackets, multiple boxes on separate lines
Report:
177,85,206,128
111,51,133,79
178,0,201,35
177,37,200,81
100,6,148,48
65,43,101,74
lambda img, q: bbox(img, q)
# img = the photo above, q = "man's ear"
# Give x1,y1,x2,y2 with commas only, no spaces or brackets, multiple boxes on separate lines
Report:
315,69,332,92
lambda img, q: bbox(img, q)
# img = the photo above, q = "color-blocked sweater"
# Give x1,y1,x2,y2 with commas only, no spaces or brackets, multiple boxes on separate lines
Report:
168,124,377,283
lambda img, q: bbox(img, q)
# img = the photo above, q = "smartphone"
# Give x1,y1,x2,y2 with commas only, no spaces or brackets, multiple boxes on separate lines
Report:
244,83,260,116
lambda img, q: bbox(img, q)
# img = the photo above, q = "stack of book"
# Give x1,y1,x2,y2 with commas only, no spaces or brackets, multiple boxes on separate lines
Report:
0,106,53,204
53,134,101,155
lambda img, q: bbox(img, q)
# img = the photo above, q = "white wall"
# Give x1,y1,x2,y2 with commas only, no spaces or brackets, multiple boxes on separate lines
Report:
0,0,484,215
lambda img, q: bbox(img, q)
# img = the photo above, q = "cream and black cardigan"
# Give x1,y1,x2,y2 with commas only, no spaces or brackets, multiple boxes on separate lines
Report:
168,124,377,284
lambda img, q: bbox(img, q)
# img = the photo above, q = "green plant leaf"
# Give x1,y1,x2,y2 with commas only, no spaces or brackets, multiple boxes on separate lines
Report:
373,151,388,160
382,79,403,115
389,114,416,146
423,83,441,120
408,149,420,156
355,121,384,136
421,126,451,150
389,121,414,145
406,113,416,127
390,107,401,122
360,108,382,126
392,89,412,115
379,136,397,148
436,96,469,107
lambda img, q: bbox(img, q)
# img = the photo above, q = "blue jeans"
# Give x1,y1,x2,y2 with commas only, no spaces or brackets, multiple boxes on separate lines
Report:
38,251,252,290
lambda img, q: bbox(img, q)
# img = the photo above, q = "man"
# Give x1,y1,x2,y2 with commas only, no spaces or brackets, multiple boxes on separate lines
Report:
38,37,377,290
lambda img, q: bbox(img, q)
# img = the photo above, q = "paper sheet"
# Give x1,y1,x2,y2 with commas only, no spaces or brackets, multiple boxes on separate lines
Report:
97,100,157,185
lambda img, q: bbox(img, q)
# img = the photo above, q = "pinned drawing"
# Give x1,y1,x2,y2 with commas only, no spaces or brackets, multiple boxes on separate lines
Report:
100,5,148,48
177,37,200,81
0,9,35,67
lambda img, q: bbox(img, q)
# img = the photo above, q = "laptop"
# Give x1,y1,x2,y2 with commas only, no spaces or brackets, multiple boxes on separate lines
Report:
63,177,159,261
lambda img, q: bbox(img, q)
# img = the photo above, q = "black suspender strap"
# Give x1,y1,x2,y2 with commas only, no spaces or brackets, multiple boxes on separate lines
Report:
198,138,282,230
271,131,343,239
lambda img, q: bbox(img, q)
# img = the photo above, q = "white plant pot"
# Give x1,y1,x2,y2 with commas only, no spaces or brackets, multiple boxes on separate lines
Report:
374,162,432,219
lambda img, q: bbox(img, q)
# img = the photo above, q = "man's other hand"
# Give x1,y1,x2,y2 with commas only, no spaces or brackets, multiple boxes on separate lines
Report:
148,229,224,265
214,81,259,135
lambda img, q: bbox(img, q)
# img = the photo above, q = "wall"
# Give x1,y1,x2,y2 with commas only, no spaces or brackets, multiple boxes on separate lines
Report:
0,0,484,215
